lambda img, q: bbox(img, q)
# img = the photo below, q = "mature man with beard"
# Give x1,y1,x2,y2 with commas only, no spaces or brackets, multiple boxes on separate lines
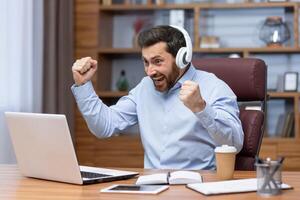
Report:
71,25,244,170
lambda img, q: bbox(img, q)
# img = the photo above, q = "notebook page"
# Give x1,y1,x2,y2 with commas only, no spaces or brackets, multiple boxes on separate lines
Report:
187,178,292,195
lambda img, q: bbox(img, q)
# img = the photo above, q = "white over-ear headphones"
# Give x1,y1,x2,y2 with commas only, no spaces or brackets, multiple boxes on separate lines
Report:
170,25,193,69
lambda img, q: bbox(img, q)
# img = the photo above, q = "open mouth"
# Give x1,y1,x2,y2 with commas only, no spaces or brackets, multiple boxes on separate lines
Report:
152,76,164,85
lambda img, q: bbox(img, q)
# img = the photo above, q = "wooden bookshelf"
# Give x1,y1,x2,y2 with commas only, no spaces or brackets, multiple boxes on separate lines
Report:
268,92,300,140
98,91,299,99
98,2,299,49
263,137,296,143
99,2,298,11
75,0,300,170
268,92,300,98
98,91,128,98
261,92,300,170
98,48,140,54
196,47,300,54
98,47,300,55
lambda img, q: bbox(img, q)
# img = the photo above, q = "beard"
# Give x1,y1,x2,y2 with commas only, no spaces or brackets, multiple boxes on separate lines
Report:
151,64,180,92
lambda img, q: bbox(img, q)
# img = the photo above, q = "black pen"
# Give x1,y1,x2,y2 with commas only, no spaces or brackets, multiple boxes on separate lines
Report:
167,171,171,184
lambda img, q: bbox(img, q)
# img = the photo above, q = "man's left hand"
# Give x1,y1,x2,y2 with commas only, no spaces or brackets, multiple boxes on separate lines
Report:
179,80,206,113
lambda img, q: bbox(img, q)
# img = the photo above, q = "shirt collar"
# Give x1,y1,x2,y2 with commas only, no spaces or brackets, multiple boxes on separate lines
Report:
169,63,197,91
178,64,197,85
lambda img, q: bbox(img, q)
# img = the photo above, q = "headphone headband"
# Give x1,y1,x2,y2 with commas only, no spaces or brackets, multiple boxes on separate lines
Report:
170,25,193,69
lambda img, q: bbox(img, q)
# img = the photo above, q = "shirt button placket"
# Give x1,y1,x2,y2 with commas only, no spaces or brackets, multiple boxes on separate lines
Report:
160,108,169,165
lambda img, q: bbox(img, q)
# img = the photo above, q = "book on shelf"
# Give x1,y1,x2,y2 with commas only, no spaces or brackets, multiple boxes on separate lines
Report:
136,171,202,185
276,74,284,92
284,112,294,138
275,113,286,137
169,10,185,28
244,106,262,111
275,112,294,138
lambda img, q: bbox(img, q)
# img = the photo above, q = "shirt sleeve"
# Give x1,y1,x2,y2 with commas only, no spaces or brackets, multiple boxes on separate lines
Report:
195,87,244,153
71,81,138,138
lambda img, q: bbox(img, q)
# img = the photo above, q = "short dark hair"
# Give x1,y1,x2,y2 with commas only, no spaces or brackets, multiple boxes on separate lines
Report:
137,25,186,58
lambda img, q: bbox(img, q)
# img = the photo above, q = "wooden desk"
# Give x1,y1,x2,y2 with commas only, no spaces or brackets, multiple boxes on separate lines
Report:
0,165,299,200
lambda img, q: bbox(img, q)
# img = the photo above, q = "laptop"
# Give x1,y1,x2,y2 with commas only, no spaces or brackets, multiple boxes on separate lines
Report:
4,112,139,185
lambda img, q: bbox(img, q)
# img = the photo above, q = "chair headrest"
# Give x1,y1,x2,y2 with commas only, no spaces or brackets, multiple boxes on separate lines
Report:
193,58,267,101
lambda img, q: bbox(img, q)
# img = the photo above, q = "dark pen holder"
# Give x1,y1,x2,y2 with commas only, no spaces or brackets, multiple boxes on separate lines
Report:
255,157,284,196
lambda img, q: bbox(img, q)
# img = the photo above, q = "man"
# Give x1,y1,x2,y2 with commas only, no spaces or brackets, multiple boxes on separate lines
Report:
71,25,244,170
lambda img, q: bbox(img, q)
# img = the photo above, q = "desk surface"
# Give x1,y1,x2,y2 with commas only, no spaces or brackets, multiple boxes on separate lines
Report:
0,165,299,200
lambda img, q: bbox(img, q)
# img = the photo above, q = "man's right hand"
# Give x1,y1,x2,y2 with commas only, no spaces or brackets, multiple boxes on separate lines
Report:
72,57,98,86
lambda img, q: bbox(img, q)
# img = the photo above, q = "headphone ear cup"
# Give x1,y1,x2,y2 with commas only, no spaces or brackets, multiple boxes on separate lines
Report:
176,47,187,69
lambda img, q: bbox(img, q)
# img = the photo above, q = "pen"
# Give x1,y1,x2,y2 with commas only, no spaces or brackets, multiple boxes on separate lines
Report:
167,171,171,184
260,157,284,191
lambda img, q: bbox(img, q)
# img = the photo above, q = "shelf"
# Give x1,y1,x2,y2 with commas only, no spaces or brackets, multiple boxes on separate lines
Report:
241,47,300,53
98,47,300,54
100,4,194,10
97,91,299,99
268,92,300,98
98,48,140,54
262,137,296,143
99,2,298,11
195,47,300,53
98,91,128,98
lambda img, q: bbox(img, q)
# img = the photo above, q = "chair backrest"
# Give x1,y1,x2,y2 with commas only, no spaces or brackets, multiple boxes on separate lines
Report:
193,58,267,170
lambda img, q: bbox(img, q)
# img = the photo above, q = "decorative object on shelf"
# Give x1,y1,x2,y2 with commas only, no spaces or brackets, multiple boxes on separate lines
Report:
132,18,152,48
259,16,290,47
102,0,112,5
155,0,165,5
125,0,147,4
226,0,245,3
276,74,284,92
268,0,287,2
116,70,129,91
228,53,241,58
191,0,211,2
284,72,298,92
200,36,220,48
168,0,188,3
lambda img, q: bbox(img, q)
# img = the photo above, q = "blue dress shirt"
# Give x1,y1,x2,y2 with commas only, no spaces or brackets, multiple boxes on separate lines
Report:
71,64,244,170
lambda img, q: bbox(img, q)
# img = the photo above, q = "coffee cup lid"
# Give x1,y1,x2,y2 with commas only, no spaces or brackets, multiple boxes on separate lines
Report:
214,145,237,153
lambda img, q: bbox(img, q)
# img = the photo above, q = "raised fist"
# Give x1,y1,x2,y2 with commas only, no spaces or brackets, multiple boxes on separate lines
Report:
71,57,98,86
72,57,92,74
179,80,206,113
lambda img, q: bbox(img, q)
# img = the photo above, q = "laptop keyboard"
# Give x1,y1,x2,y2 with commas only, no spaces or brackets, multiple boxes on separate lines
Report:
81,171,111,179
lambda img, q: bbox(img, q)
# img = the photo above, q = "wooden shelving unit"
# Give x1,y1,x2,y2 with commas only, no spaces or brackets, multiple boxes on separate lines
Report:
268,92,300,139
75,0,300,170
99,1,299,51
99,2,297,10
98,91,128,98
98,91,300,98
98,47,300,55
268,92,300,98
